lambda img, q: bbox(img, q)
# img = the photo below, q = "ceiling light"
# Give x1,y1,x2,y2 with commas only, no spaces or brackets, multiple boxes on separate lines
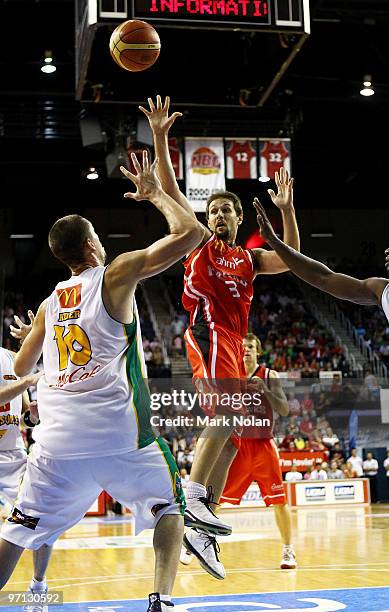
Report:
258,176,271,182
310,233,333,238
10,234,34,239
86,167,99,180
107,234,131,238
41,50,56,74
360,74,374,97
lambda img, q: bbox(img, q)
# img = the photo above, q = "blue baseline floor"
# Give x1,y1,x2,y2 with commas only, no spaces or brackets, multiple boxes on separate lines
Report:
1,586,389,611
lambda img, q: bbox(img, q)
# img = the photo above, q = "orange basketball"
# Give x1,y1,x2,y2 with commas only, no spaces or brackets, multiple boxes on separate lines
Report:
109,20,160,72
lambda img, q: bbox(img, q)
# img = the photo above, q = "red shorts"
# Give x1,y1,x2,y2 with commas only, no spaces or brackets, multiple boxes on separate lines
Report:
220,438,286,507
184,323,246,417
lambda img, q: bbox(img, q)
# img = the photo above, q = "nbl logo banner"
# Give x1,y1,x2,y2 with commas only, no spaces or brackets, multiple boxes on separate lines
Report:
185,137,225,212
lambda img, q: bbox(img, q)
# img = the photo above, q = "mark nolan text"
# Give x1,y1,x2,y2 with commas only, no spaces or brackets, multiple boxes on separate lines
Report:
150,415,271,428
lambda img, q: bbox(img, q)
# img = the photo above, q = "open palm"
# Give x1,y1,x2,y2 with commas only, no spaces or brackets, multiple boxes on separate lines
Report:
268,167,294,211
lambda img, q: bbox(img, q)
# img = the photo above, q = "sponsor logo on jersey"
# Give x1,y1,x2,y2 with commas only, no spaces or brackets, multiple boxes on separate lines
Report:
53,364,102,388
0,414,19,426
334,485,355,499
58,309,81,322
0,430,7,440
56,284,82,308
0,402,10,413
8,507,40,530
215,256,244,270
271,483,285,491
192,147,221,175
3,375,17,380
305,486,326,501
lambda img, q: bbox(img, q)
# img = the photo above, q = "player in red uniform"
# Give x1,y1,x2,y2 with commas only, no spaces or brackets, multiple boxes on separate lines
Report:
140,96,300,577
181,333,296,575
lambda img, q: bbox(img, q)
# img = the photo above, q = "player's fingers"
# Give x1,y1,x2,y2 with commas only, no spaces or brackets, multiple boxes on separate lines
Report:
124,191,138,199
14,315,24,328
138,106,151,117
163,96,170,112
156,95,162,110
150,156,159,173
9,327,21,338
120,166,137,182
142,149,149,171
267,189,276,200
289,177,294,189
148,97,156,112
28,310,35,324
131,153,142,174
166,112,183,128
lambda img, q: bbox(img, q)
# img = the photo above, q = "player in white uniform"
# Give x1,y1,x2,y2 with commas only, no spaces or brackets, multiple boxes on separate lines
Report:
254,200,389,316
0,348,52,596
0,152,204,612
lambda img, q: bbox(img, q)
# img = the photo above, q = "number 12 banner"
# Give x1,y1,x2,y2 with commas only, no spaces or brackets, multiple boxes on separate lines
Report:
226,139,258,179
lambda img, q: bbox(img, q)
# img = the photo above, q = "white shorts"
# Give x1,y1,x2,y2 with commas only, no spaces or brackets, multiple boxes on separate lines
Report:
0,449,27,505
1,438,185,550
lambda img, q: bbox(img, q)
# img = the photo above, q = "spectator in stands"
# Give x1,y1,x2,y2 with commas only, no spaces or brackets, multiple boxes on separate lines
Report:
172,334,184,356
170,315,185,337
310,463,328,480
327,460,343,479
294,436,305,451
330,442,346,464
300,414,314,436
362,367,380,400
284,465,303,482
304,466,313,480
310,430,326,451
363,452,379,503
322,427,339,448
316,392,330,415
301,392,314,413
287,392,301,417
347,448,364,477
343,461,358,479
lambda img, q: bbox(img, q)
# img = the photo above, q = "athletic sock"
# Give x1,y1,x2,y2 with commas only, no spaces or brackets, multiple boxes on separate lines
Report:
186,482,206,500
161,594,171,602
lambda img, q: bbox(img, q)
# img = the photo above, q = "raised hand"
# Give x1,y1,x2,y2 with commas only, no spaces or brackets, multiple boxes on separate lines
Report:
120,151,162,201
385,248,389,273
139,95,182,134
10,310,35,344
253,198,278,243
267,167,294,211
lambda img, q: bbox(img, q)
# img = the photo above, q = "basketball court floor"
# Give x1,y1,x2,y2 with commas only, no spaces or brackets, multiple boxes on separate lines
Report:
1,505,389,611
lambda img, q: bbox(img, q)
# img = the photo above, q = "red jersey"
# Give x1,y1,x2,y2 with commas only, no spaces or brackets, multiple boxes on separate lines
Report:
244,365,275,440
226,140,257,179
168,137,183,180
182,234,254,338
259,140,290,179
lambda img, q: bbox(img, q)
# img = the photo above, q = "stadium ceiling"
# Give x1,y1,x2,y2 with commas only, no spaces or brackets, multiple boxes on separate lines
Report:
0,0,388,208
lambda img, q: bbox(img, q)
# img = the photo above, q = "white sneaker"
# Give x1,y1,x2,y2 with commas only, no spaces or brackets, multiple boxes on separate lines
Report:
183,530,226,580
280,546,297,569
180,546,194,565
184,487,232,536
24,578,48,612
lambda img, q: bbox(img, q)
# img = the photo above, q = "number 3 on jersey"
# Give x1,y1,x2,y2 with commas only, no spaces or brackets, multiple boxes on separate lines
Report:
54,324,92,371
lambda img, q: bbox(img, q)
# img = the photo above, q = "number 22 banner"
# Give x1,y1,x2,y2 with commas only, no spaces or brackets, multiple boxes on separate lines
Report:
185,137,225,213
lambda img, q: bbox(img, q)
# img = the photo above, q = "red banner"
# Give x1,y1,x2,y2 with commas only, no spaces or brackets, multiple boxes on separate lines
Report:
279,451,327,472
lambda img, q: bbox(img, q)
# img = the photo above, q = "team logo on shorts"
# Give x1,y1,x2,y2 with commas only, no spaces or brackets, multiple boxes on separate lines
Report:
56,284,82,308
8,507,40,530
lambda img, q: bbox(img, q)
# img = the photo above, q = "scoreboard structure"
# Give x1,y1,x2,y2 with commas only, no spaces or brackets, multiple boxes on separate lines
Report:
96,0,310,32
76,0,310,99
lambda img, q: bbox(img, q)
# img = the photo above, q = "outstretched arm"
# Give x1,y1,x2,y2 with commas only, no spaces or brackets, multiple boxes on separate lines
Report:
140,96,211,241
254,200,388,305
104,151,204,322
13,301,47,376
252,167,300,275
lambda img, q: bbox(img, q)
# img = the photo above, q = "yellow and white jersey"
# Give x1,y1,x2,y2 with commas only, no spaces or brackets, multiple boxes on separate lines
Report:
34,266,155,459
0,348,23,452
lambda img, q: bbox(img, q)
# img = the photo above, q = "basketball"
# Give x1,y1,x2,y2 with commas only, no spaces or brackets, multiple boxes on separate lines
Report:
109,20,160,72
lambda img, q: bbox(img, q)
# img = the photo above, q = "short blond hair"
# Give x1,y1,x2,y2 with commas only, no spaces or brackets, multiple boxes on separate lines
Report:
244,333,262,357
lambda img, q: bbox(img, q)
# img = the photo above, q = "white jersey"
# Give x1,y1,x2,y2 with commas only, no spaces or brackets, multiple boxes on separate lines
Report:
381,283,389,321
34,266,155,459
0,348,24,452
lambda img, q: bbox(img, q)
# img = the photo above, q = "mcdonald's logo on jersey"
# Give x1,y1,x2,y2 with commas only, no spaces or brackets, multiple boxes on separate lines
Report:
56,284,82,308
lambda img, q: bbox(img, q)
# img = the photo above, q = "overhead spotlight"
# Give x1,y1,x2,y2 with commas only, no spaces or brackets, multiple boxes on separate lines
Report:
258,176,271,182
86,167,99,180
360,74,374,97
41,50,56,74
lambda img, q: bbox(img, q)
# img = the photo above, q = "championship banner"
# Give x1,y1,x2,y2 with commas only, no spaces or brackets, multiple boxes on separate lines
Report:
185,137,225,212
259,138,291,179
168,137,183,180
226,139,257,179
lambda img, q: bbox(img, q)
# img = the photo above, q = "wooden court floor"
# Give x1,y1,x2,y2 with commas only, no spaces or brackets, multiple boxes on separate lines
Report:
6,505,389,603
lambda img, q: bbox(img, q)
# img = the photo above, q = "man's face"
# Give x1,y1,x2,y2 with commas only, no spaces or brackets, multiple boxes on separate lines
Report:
207,198,242,242
243,338,260,366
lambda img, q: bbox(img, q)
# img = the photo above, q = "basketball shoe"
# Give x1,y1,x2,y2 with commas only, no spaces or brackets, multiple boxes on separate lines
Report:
184,486,232,536
24,577,48,612
147,593,174,611
280,545,297,569
183,530,226,580
180,545,194,565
